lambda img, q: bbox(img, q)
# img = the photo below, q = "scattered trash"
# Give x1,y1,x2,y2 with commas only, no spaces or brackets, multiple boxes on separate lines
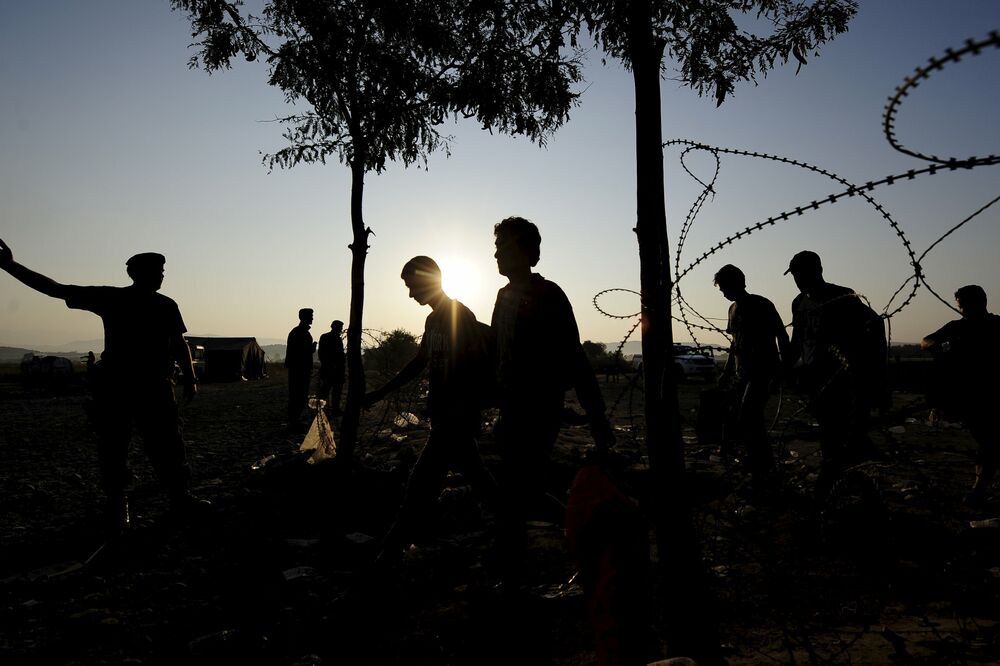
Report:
534,580,584,600
988,567,1000,578
26,560,84,582
390,434,406,443
300,409,337,464
285,539,319,548
344,532,374,545
969,518,1000,529
282,566,318,581
393,412,420,427
905,417,918,424
21,599,40,608
526,521,555,529
888,425,906,435
188,629,239,654
251,454,276,470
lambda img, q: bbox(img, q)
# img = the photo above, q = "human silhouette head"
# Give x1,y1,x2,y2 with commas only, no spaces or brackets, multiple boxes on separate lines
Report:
713,264,746,302
955,284,987,318
126,253,166,292
494,216,540,278
784,250,824,293
298,308,314,326
400,256,444,306
331,320,344,333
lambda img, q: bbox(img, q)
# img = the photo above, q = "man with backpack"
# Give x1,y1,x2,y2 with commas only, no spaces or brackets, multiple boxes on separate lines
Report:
784,250,887,489
365,255,497,562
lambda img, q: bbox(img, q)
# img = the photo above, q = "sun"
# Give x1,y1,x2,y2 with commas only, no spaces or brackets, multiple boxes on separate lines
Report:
439,255,483,305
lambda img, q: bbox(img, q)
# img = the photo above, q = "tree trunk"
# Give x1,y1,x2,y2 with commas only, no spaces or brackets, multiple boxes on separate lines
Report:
627,0,721,661
337,160,369,466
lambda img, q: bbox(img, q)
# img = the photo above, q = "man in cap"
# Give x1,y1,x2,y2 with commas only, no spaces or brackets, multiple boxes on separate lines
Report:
285,307,317,431
0,238,204,535
317,319,346,415
784,250,886,487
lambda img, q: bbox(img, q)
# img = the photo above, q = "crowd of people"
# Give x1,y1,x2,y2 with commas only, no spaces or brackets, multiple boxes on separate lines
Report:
0,219,996,662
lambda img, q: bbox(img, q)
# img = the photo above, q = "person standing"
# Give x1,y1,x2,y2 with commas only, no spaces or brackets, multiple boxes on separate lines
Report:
285,307,316,431
490,216,614,594
365,256,496,561
714,264,790,479
921,285,1000,507
317,320,346,415
784,250,886,487
0,238,205,535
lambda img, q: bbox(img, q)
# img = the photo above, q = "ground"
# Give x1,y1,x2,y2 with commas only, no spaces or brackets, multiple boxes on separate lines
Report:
1,361,998,665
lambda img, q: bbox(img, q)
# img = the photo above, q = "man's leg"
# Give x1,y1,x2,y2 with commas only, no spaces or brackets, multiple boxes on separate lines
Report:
93,396,134,535
135,382,197,512
287,370,310,428
380,432,450,559
738,376,775,478
967,416,999,505
494,410,560,593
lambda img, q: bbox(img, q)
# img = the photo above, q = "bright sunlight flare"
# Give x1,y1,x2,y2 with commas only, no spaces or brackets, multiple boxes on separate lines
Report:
439,255,483,306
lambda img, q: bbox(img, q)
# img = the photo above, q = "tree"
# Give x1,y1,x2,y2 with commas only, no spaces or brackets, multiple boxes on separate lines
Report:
567,1,858,661
581,339,610,368
362,328,419,377
170,0,581,464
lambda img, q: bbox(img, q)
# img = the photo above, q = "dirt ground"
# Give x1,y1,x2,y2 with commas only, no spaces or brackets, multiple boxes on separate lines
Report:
1,361,999,665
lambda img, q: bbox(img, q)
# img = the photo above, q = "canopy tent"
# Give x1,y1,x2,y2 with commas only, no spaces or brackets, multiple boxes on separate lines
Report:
185,337,268,382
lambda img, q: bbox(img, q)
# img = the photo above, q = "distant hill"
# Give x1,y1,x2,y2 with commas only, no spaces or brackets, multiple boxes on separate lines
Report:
261,344,286,362
0,347,34,362
0,347,87,363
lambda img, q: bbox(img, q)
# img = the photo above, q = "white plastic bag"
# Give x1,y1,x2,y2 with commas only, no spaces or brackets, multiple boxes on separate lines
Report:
300,399,337,464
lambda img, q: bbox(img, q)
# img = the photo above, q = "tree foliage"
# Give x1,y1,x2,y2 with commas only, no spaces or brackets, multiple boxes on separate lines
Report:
171,0,583,171
572,0,856,105
362,328,419,377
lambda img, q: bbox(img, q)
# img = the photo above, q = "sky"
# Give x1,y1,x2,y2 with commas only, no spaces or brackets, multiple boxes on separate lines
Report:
0,1,997,351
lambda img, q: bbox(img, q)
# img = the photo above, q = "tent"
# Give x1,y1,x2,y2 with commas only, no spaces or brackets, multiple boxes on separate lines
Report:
185,337,268,382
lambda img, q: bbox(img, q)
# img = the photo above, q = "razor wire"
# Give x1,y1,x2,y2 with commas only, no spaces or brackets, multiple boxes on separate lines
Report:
595,30,1000,379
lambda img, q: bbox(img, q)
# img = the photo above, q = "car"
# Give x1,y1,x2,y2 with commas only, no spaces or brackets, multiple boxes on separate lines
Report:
630,345,720,382
673,345,718,382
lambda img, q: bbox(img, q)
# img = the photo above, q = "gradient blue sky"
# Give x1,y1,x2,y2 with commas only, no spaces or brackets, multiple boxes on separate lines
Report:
1,1,997,350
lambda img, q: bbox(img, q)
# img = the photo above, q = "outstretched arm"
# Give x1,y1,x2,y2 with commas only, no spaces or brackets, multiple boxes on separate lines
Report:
0,238,71,300
364,349,427,408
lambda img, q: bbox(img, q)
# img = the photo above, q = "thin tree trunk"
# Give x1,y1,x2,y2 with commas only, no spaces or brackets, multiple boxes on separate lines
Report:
627,0,721,661
338,160,369,466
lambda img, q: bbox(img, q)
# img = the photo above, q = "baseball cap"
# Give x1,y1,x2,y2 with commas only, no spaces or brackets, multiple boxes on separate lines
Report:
783,250,822,275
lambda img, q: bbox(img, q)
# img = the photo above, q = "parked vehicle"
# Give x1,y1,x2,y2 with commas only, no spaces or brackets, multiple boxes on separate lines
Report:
631,345,719,382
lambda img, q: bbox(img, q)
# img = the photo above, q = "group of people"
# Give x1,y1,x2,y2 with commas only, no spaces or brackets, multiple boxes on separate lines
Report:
715,249,997,506
360,218,614,591
0,227,995,548
284,310,345,430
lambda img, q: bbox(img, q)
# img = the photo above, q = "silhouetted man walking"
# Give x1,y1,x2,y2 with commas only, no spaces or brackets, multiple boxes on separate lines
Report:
285,308,316,431
491,216,614,593
714,264,790,479
784,250,886,488
0,238,204,535
365,256,496,561
922,285,1000,507
318,320,346,415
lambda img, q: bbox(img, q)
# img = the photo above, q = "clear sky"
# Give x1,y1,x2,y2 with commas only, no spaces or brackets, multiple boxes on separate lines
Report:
1,1,997,351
